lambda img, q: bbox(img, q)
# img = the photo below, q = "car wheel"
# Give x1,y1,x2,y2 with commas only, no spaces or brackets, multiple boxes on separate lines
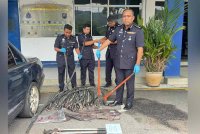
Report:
19,82,40,117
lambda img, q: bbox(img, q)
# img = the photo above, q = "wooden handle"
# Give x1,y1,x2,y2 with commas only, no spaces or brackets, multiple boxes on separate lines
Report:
97,59,101,97
97,41,101,97
103,73,134,101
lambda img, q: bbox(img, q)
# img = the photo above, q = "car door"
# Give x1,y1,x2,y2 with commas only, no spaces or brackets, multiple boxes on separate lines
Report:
8,45,31,115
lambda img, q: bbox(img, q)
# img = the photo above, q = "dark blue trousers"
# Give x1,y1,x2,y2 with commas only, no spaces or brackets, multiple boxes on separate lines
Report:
58,63,76,90
115,68,135,103
80,59,95,85
105,56,117,85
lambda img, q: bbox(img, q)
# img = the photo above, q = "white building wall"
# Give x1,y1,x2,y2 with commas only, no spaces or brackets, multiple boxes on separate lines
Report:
19,0,108,61
19,0,157,62
21,36,107,61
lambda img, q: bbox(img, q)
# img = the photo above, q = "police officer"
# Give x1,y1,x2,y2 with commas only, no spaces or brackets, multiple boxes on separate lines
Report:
54,24,82,91
78,24,98,86
100,15,119,87
96,9,144,110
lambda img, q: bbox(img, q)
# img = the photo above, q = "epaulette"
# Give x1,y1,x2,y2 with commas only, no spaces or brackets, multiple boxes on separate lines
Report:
133,24,142,29
57,34,63,37
118,24,123,27
71,35,76,38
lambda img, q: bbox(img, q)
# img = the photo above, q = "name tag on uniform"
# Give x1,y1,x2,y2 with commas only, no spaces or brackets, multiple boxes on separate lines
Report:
69,42,76,43
127,32,136,34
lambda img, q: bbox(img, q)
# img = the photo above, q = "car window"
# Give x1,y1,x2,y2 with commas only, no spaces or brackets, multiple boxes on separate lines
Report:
9,45,25,65
8,47,16,69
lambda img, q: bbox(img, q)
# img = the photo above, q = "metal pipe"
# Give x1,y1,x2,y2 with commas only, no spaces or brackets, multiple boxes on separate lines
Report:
61,38,69,90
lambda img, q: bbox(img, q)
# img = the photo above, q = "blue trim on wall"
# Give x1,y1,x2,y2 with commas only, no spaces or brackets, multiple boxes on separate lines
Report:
42,61,107,68
8,0,21,51
42,60,144,68
42,61,57,67
164,0,184,77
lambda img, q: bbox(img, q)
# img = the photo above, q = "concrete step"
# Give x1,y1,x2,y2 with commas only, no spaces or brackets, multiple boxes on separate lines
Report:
43,77,158,86
40,83,188,93
164,77,188,85
42,65,189,92
41,75,188,93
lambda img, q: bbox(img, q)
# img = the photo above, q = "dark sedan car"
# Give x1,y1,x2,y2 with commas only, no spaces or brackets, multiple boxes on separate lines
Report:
8,42,45,123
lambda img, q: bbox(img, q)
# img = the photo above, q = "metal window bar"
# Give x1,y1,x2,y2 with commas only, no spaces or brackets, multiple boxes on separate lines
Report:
74,0,142,36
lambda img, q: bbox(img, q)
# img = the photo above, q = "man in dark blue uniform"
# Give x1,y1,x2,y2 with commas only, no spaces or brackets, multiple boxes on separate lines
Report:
100,15,119,87
78,24,98,86
54,24,82,91
96,9,144,110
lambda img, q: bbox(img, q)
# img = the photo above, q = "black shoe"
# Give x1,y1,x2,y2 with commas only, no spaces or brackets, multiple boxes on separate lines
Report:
123,102,133,110
72,85,77,89
81,83,85,86
59,86,64,92
90,84,96,87
104,83,112,88
108,101,123,106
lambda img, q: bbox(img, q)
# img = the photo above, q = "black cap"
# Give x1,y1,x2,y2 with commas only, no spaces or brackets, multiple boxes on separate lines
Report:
107,15,118,22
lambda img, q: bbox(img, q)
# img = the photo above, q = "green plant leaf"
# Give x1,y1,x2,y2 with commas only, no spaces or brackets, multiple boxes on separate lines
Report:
141,0,186,72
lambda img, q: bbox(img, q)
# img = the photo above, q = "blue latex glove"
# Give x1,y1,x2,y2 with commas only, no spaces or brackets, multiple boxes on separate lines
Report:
96,49,101,59
78,54,83,60
60,48,66,53
133,64,140,74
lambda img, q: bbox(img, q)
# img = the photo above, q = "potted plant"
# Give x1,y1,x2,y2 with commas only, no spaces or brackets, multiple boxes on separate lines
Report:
138,0,186,87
